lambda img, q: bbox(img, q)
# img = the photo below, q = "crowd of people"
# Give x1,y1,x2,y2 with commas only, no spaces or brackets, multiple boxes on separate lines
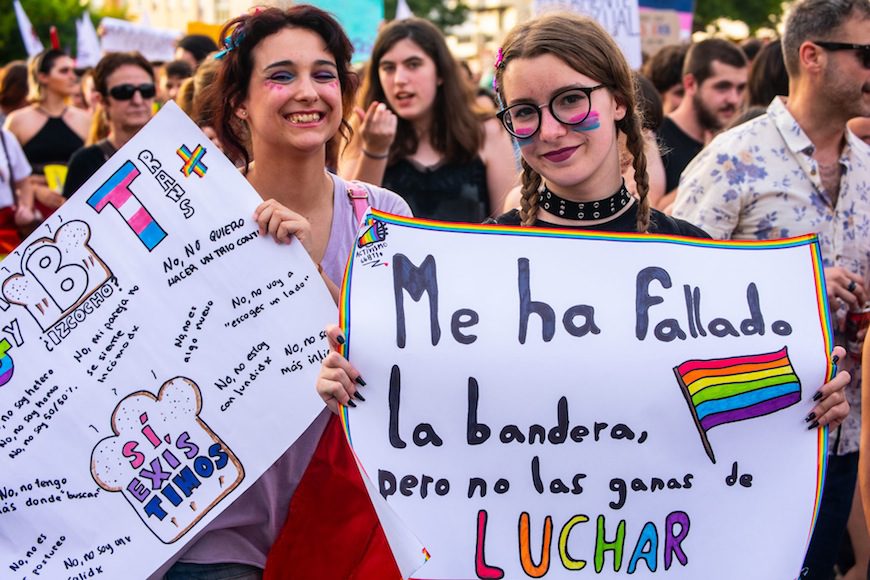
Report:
0,0,868,578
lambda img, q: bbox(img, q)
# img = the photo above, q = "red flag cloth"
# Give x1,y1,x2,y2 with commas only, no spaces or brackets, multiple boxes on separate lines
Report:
264,414,402,579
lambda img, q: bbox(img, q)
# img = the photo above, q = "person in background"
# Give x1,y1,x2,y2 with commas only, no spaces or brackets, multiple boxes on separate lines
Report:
160,59,194,103
740,37,764,64
63,52,156,198
849,116,870,145
175,34,219,70
340,18,516,222
747,39,790,108
641,43,689,114
0,61,29,126
673,1,870,577
4,49,91,215
658,39,748,199
0,123,35,254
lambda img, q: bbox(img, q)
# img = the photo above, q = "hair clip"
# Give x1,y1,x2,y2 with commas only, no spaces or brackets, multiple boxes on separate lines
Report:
492,47,504,91
214,25,246,60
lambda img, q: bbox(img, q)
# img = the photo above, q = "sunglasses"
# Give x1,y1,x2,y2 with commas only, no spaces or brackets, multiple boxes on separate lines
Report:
812,41,870,69
108,83,156,101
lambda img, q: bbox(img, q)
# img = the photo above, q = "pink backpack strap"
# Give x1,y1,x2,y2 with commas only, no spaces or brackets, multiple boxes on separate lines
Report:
347,181,371,225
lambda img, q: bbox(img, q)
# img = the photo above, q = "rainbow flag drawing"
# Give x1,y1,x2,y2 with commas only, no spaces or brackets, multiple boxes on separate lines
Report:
177,144,208,178
674,347,802,463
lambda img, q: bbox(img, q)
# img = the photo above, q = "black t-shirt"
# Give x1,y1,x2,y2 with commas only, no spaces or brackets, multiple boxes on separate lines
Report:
489,204,710,238
63,142,116,198
658,116,703,194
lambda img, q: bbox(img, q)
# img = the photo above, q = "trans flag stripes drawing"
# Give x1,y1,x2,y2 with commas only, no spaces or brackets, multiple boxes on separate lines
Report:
674,347,801,463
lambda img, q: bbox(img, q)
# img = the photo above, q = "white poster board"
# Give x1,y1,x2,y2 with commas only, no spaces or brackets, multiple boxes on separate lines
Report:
341,210,830,579
0,103,337,578
99,17,180,62
533,0,642,69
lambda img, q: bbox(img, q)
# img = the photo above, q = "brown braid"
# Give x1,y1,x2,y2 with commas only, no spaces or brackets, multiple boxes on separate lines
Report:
518,159,542,226
619,111,651,233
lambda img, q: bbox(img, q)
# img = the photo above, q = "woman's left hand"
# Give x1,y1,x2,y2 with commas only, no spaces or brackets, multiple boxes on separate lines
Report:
807,346,850,430
253,199,313,256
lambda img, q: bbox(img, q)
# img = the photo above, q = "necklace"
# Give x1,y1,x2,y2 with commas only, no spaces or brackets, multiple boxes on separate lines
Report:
539,181,632,220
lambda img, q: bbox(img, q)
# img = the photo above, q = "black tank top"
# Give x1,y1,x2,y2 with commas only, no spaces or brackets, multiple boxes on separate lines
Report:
22,113,84,173
382,156,489,222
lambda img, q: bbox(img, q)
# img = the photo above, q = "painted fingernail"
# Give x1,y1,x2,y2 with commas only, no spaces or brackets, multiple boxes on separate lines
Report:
336,334,345,345
807,420,819,430
832,355,840,365
812,390,823,401
353,391,365,402
805,412,816,422
346,399,357,408
355,376,366,386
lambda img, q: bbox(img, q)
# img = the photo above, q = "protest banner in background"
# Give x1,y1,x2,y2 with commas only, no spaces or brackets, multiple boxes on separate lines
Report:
340,211,831,579
310,0,383,62
0,103,339,578
534,0,642,68
99,17,180,62
639,10,682,56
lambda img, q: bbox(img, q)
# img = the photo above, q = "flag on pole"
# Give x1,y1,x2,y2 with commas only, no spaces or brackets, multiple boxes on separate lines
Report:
396,0,414,20
76,13,102,68
674,346,802,464
13,0,44,57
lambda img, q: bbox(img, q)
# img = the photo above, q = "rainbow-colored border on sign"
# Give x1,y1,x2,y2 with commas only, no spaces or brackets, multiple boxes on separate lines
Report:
337,209,832,557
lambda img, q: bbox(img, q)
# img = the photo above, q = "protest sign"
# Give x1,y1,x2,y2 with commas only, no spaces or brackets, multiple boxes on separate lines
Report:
341,211,831,579
534,0,642,69
0,102,338,578
639,10,682,56
309,0,383,62
99,18,179,62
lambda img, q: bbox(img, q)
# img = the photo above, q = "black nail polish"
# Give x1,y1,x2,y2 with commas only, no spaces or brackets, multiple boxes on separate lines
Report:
807,420,819,430
805,412,816,423
346,399,356,408
353,391,365,402
812,390,823,401
832,355,840,364
336,334,345,345
355,376,367,387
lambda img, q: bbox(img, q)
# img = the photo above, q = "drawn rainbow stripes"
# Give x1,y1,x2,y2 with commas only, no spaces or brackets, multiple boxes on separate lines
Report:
675,347,801,463
87,161,167,250
177,144,208,178
357,220,386,247
0,339,14,387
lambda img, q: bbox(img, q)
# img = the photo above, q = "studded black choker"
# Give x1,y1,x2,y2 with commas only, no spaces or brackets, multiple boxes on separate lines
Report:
539,181,632,220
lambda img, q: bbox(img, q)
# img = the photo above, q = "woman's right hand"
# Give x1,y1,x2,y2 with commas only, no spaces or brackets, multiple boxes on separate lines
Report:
317,324,366,415
356,101,397,157
253,199,313,256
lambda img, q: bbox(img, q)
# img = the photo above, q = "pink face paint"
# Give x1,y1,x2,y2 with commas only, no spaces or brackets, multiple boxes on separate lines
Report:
264,80,287,92
514,126,535,146
569,110,600,132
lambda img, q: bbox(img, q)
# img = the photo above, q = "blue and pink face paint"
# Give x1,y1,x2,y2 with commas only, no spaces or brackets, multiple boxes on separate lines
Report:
514,111,600,147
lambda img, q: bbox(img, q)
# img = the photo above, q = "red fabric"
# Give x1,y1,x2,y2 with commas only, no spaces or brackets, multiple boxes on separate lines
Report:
264,414,401,580
0,207,21,255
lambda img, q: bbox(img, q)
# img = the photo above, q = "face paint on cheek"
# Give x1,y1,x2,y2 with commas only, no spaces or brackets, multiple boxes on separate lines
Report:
569,110,601,132
264,80,288,92
514,127,536,147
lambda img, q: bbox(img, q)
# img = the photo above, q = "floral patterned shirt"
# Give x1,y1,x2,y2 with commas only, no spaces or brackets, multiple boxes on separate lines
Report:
673,97,870,455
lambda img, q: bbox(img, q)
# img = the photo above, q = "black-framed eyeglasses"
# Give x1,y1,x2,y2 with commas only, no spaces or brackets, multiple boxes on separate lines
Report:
812,41,870,69
496,85,606,140
108,83,157,101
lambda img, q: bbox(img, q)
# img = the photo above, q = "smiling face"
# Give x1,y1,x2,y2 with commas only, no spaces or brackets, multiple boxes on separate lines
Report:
501,53,625,199
100,64,155,136
377,38,440,125
237,27,342,156
39,55,78,98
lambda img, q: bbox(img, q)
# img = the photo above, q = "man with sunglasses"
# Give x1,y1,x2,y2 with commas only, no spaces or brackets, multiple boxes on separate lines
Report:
673,1,870,578
63,53,156,198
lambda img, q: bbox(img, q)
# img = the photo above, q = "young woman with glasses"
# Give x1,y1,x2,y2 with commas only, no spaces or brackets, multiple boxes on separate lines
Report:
62,52,157,197
3,49,91,215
